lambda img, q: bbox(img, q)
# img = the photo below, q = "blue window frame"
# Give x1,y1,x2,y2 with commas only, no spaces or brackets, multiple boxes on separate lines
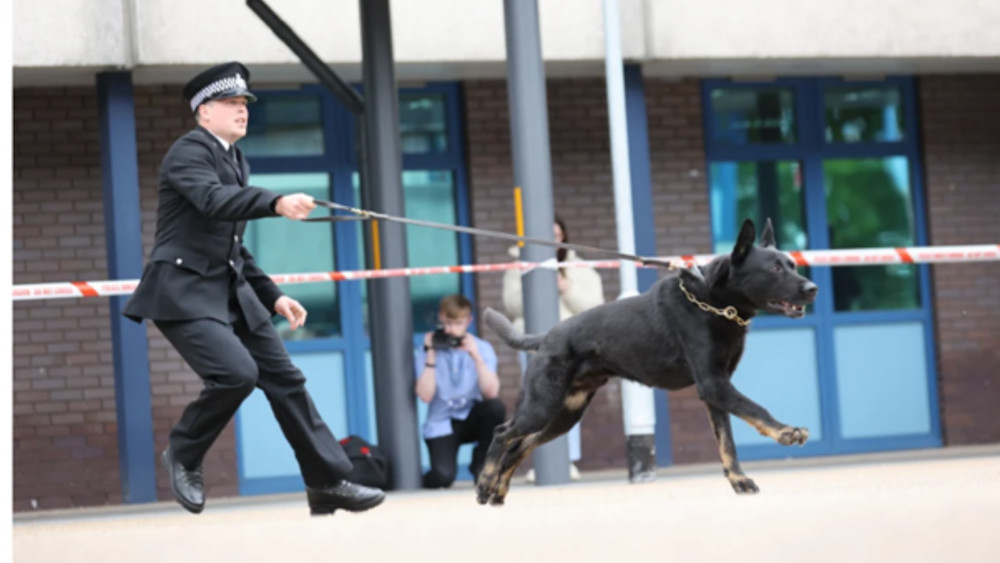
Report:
234,82,473,494
701,77,941,461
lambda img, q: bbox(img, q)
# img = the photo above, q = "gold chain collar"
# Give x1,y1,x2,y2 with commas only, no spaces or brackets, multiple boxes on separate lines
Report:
677,279,751,328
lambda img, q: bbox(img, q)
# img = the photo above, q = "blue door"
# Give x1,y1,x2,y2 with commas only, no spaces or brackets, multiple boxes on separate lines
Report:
233,83,476,494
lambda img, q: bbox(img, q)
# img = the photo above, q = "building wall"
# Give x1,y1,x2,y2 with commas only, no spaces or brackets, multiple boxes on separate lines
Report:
12,0,129,67
14,0,1000,84
919,75,1000,446
12,87,122,509
647,0,1000,59
11,73,1000,511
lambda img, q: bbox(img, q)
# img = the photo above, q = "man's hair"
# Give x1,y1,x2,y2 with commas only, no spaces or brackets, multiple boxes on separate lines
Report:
439,294,473,319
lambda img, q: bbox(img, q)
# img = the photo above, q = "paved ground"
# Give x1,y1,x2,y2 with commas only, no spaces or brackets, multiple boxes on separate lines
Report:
13,446,1000,563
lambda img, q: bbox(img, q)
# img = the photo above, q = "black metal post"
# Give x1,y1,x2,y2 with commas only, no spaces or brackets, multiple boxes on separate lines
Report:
359,0,422,491
503,0,570,486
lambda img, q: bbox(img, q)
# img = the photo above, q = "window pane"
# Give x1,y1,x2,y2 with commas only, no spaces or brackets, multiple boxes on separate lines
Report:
352,170,460,334
824,157,919,311
400,94,447,153
710,160,808,254
243,173,340,337
824,86,905,143
710,88,796,145
242,96,324,157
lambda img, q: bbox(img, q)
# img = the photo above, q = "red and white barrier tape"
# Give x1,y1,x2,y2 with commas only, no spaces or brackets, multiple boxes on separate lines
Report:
12,244,1000,301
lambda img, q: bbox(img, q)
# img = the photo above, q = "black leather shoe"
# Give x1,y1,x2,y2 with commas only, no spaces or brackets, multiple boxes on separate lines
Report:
161,447,205,514
307,480,386,516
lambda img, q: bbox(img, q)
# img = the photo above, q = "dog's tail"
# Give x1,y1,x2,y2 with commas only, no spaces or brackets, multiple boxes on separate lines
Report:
483,307,544,351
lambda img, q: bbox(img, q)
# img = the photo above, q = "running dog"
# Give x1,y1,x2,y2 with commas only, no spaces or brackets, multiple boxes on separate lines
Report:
477,218,818,505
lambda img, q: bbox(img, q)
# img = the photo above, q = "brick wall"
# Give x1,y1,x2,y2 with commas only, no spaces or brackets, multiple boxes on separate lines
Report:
12,87,122,509
919,75,1000,445
12,86,240,512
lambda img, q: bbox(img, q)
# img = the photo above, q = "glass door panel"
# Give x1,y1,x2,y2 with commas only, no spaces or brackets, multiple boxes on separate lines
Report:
243,172,340,338
823,157,919,312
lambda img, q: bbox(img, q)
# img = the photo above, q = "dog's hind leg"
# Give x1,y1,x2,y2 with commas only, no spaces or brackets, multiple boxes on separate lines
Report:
704,404,758,494
476,422,535,505
475,419,516,500
488,390,597,506
475,362,581,506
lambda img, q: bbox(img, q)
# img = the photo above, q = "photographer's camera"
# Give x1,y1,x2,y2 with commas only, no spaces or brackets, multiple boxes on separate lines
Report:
431,328,463,349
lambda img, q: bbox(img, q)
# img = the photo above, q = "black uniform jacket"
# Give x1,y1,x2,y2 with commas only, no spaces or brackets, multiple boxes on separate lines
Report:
123,126,284,330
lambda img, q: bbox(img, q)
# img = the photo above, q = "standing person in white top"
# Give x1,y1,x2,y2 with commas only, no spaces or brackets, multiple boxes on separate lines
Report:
501,218,605,481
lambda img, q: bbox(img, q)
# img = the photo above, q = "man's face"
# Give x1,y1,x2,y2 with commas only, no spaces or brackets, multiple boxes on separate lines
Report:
198,96,249,143
438,312,472,337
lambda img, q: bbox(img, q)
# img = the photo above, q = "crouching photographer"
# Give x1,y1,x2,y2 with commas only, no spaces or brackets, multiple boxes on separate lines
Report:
414,294,507,488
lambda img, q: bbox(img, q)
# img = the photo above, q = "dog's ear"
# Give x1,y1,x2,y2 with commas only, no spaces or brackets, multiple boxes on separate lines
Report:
759,218,776,249
731,218,755,266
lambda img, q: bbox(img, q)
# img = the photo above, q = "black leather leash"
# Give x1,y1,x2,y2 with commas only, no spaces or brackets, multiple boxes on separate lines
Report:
305,199,675,269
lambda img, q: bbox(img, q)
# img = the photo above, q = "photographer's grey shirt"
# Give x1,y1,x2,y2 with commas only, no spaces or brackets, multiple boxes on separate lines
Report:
414,335,498,439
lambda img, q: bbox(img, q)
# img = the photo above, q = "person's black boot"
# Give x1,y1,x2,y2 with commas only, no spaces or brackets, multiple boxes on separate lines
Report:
307,480,386,516
161,447,205,514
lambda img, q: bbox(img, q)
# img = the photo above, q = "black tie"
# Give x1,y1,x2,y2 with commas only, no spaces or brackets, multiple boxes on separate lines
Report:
228,146,243,184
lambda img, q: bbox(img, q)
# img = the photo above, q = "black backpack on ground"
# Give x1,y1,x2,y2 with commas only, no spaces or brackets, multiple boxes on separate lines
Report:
339,435,390,489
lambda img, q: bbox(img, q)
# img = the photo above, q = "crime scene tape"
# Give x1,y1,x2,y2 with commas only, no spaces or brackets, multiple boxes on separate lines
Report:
11,244,1000,302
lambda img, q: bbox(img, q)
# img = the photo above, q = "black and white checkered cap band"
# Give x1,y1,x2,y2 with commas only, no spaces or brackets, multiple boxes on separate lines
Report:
189,74,249,112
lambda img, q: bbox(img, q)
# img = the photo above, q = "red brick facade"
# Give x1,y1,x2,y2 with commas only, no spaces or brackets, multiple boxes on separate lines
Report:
11,74,1000,511
13,88,123,510
919,75,1000,446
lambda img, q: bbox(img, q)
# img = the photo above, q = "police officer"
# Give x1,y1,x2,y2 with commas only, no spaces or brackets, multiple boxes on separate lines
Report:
124,62,384,516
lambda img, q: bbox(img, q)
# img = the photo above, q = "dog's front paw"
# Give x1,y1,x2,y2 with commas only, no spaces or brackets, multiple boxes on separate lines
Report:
777,426,809,446
728,475,759,495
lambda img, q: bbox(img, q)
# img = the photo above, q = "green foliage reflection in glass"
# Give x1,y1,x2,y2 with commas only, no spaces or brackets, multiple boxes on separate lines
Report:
824,157,918,311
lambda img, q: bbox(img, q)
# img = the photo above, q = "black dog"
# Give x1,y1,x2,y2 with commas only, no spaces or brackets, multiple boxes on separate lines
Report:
476,218,818,506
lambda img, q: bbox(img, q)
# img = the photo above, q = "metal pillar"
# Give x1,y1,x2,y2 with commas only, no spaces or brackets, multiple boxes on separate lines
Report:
359,0,422,491
96,71,157,503
603,0,657,482
504,0,570,486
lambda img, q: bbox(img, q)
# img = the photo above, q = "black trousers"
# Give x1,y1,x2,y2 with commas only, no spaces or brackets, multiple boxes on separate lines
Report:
422,398,507,489
154,313,352,488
